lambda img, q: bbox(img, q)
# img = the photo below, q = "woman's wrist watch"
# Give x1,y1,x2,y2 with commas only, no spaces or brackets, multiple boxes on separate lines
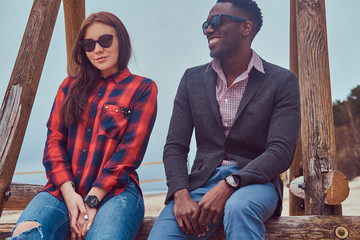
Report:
83,195,100,208
224,175,240,190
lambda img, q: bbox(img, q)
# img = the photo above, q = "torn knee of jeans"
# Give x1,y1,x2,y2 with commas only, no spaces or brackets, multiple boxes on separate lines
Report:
12,221,42,238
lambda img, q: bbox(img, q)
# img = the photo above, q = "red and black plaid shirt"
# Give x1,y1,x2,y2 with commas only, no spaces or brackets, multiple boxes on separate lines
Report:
41,68,157,201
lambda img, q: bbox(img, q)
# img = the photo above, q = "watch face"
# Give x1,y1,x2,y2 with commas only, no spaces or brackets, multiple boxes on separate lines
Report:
226,175,239,188
229,176,234,184
84,195,100,208
89,197,98,206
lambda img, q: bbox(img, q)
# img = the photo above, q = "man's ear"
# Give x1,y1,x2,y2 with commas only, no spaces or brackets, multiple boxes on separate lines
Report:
241,21,253,37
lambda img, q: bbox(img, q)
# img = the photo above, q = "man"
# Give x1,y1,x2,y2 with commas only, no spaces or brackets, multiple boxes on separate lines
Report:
149,0,300,239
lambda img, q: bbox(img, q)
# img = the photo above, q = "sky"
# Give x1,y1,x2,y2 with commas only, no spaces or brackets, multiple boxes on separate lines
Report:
0,1,359,193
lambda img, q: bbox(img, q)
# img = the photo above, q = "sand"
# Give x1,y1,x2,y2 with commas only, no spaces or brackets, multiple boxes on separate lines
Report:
1,176,360,223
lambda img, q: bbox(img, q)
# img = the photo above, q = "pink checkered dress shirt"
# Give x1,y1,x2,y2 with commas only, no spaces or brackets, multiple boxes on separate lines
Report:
210,50,265,165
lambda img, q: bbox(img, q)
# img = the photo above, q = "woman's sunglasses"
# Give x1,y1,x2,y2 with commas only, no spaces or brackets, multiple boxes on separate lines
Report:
80,34,117,52
202,14,247,35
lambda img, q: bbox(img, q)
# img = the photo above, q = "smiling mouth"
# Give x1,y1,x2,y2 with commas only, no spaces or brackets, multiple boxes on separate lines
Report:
208,37,219,48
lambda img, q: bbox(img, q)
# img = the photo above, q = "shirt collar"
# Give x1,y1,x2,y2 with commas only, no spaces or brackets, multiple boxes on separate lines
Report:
101,67,132,83
207,49,265,74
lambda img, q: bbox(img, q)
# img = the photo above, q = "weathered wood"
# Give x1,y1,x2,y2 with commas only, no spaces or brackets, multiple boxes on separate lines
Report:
290,176,305,199
265,216,360,239
0,0,61,216
289,170,349,205
323,170,350,205
289,0,305,217
3,183,44,210
2,216,360,239
295,0,342,215
63,0,85,75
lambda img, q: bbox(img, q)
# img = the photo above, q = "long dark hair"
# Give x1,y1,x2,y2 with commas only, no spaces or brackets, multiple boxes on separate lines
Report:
60,11,132,125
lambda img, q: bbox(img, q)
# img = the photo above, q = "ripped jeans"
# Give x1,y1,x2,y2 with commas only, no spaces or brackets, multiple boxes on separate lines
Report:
7,180,144,240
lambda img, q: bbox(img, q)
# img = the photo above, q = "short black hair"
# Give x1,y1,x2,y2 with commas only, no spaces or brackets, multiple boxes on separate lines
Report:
217,0,263,35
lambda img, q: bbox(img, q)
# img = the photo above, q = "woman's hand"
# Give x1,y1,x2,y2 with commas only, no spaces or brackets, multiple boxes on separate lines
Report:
77,186,107,238
60,182,88,240
77,205,97,238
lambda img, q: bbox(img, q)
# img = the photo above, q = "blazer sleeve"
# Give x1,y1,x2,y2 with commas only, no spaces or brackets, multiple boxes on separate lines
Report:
163,69,194,199
233,71,301,187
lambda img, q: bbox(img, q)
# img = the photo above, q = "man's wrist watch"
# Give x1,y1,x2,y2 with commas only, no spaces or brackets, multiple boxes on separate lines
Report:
83,195,100,208
224,175,240,190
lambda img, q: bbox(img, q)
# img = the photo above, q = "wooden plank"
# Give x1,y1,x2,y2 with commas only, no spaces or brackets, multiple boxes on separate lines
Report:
0,0,61,216
323,170,349,205
265,216,360,239
289,0,305,216
289,170,349,205
62,0,85,75
3,183,44,210
2,216,360,239
295,0,342,215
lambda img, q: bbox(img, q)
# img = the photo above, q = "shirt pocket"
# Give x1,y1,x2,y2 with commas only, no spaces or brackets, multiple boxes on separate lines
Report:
99,104,132,140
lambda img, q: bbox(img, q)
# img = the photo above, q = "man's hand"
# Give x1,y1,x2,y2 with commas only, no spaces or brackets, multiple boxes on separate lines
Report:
173,188,205,235
192,180,234,226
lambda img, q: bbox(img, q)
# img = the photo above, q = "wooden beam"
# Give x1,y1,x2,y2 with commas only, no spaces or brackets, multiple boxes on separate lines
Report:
294,0,342,215
2,216,360,239
289,0,305,217
289,170,349,205
62,0,85,75
0,0,61,216
3,183,44,210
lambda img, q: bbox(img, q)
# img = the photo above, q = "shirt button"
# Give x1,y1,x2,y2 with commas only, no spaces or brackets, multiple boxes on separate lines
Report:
77,170,81,174
225,99,228,103
98,93,102,96
82,149,87,153
87,128,91,133
224,123,228,127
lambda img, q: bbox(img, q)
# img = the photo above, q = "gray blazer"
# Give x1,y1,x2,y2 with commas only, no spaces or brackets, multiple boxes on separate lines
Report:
163,59,301,216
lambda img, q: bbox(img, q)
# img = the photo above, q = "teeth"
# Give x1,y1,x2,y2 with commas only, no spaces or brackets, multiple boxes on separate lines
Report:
209,38,219,44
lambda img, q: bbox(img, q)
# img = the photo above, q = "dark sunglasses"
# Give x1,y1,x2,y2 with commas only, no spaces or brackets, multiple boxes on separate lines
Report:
202,14,247,35
80,34,117,52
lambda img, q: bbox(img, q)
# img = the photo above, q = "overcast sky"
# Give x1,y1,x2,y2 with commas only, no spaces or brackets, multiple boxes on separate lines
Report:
0,1,359,191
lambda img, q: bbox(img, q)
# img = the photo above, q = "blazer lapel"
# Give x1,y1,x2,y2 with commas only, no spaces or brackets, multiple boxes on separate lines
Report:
234,68,266,120
204,67,222,126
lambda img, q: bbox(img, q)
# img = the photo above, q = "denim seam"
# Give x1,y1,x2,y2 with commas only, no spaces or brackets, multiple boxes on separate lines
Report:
50,217,69,239
124,193,143,239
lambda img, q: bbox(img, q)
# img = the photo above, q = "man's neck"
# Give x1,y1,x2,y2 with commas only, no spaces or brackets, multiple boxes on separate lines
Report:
221,49,252,87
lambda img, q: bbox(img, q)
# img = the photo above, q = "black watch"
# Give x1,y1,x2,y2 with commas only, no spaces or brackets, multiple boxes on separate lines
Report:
225,175,240,190
83,195,100,208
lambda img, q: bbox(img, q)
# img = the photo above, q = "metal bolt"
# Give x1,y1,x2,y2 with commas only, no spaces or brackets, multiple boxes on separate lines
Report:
298,182,306,189
335,226,349,239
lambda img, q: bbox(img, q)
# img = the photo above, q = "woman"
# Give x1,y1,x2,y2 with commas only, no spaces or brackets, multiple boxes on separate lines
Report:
8,11,157,240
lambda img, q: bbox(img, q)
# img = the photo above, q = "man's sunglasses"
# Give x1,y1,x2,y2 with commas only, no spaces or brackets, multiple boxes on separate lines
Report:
202,14,247,35
80,34,117,52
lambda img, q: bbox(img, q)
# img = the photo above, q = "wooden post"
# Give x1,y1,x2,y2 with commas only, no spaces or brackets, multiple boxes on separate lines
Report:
63,0,85,75
0,0,61,216
294,0,342,215
289,0,305,216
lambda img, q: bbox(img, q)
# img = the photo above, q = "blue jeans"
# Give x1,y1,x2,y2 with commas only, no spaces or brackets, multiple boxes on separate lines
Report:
148,165,279,240
7,180,144,240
